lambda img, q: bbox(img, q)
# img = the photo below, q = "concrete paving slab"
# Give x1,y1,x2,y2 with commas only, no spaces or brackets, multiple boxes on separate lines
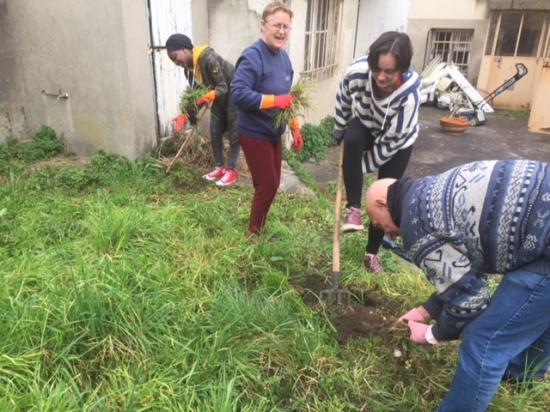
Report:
303,107,550,191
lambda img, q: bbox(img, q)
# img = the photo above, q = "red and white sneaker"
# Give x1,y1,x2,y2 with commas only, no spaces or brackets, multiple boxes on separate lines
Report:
203,166,225,181
216,168,238,186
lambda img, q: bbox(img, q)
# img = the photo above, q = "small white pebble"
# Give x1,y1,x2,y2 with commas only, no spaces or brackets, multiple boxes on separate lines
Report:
393,348,403,358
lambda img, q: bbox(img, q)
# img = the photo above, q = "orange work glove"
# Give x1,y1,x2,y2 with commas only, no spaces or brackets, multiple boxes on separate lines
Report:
289,118,303,152
260,94,293,110
172,113,188,132
197,90,216,106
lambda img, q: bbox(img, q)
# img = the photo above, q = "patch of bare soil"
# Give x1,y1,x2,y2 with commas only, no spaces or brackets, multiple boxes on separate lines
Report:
296,275,405,345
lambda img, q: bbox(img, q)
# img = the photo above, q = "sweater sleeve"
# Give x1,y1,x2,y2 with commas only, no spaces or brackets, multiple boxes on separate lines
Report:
364,91,420,171
333,71,353,140
412,238,490,341
230,50,263,110
202,56,229,101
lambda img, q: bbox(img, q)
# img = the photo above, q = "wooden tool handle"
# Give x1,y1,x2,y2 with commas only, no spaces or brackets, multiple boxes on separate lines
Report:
332,143,344,273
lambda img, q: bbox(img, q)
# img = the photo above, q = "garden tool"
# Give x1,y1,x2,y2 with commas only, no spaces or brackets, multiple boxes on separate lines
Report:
470,63,528,126
320,143,352,306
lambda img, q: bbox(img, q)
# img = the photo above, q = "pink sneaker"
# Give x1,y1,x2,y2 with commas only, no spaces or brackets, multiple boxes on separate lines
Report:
342,207,364,232
203,166,225,181
364,253,384,273
216,168,238,186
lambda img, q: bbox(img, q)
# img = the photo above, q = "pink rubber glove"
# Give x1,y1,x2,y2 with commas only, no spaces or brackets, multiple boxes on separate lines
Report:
408,320,429,344
398,306,430,325
408,321,441,346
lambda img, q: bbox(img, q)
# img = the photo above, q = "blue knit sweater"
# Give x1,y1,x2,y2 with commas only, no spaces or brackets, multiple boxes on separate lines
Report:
230,39,293,140
393,160,550,341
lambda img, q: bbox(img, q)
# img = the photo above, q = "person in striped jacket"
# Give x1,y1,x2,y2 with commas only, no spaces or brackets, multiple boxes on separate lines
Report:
333,31,421,272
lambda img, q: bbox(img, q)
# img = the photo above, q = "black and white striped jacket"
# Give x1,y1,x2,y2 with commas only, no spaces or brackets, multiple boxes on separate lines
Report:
334,56,421,173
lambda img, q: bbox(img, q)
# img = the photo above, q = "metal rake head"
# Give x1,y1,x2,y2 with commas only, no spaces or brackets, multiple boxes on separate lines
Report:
320,286,352,307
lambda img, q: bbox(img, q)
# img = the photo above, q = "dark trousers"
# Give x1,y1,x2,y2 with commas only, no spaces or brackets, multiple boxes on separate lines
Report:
238,135,282,234
211,102,240,169
342,117,412,254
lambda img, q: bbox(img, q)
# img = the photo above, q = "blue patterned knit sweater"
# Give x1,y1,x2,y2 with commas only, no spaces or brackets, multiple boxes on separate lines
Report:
396,160,550,341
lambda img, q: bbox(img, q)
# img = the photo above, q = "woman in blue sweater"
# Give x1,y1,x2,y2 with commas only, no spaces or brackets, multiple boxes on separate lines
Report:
231,2,303,241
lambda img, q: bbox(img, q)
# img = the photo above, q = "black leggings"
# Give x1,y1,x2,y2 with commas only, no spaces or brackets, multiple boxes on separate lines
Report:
342,117,412,254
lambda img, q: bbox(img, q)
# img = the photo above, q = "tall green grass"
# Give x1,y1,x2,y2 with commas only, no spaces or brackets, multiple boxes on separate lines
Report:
0,131,548,410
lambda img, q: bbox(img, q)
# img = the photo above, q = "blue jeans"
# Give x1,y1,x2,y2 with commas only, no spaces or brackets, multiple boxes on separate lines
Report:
438,268,550,412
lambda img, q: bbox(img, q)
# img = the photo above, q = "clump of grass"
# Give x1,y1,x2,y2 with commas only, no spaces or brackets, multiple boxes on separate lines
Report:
159,87,212,173
179,86,209,121
0,126,64,164
1,134,549,410
274,78,310,128
495,108,530,119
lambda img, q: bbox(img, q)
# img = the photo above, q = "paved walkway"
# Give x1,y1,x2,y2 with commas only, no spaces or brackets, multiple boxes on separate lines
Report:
408,106,550,177
302,107,550,191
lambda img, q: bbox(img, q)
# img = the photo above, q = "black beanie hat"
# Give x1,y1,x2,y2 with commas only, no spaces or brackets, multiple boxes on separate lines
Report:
165,34,193,52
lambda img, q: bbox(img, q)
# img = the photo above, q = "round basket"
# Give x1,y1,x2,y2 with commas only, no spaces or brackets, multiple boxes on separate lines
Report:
440,116,469,134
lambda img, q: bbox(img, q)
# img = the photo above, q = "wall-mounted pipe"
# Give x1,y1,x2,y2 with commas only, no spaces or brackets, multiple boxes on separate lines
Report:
41,89,69,102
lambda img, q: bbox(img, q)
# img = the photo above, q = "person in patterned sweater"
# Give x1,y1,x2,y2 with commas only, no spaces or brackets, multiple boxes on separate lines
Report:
166,33,241,186
365,160,550,412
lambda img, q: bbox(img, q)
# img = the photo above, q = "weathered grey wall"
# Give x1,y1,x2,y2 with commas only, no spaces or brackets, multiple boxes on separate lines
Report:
191,0,209,45
0,0,157,158
407,18,488,83
207,0,266,64
0,0,28,142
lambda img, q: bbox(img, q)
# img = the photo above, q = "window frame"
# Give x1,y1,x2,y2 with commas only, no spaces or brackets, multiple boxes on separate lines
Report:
484,10,549,58
302,0,343,81
424,28,474,76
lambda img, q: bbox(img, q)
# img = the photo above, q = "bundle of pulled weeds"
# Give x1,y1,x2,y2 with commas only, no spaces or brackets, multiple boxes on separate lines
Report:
274,78,311,128
157,124,212,172
180,86,209,124
157,86,212,172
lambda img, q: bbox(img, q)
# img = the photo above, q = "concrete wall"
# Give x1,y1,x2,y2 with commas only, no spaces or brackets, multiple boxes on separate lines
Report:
354,0,410,59
409,0,487,20
191,0,209,45
407,0,489,82
0,0,157,158
0,0,28,143
207,0,267,64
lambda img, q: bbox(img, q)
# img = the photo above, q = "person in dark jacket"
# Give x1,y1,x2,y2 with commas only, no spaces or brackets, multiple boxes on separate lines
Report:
230,2,303,240
334,31,421,273
166,33,240,186
365,159,550,412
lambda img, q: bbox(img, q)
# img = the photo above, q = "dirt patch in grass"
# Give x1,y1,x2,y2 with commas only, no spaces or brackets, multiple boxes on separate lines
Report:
296,275,404,344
